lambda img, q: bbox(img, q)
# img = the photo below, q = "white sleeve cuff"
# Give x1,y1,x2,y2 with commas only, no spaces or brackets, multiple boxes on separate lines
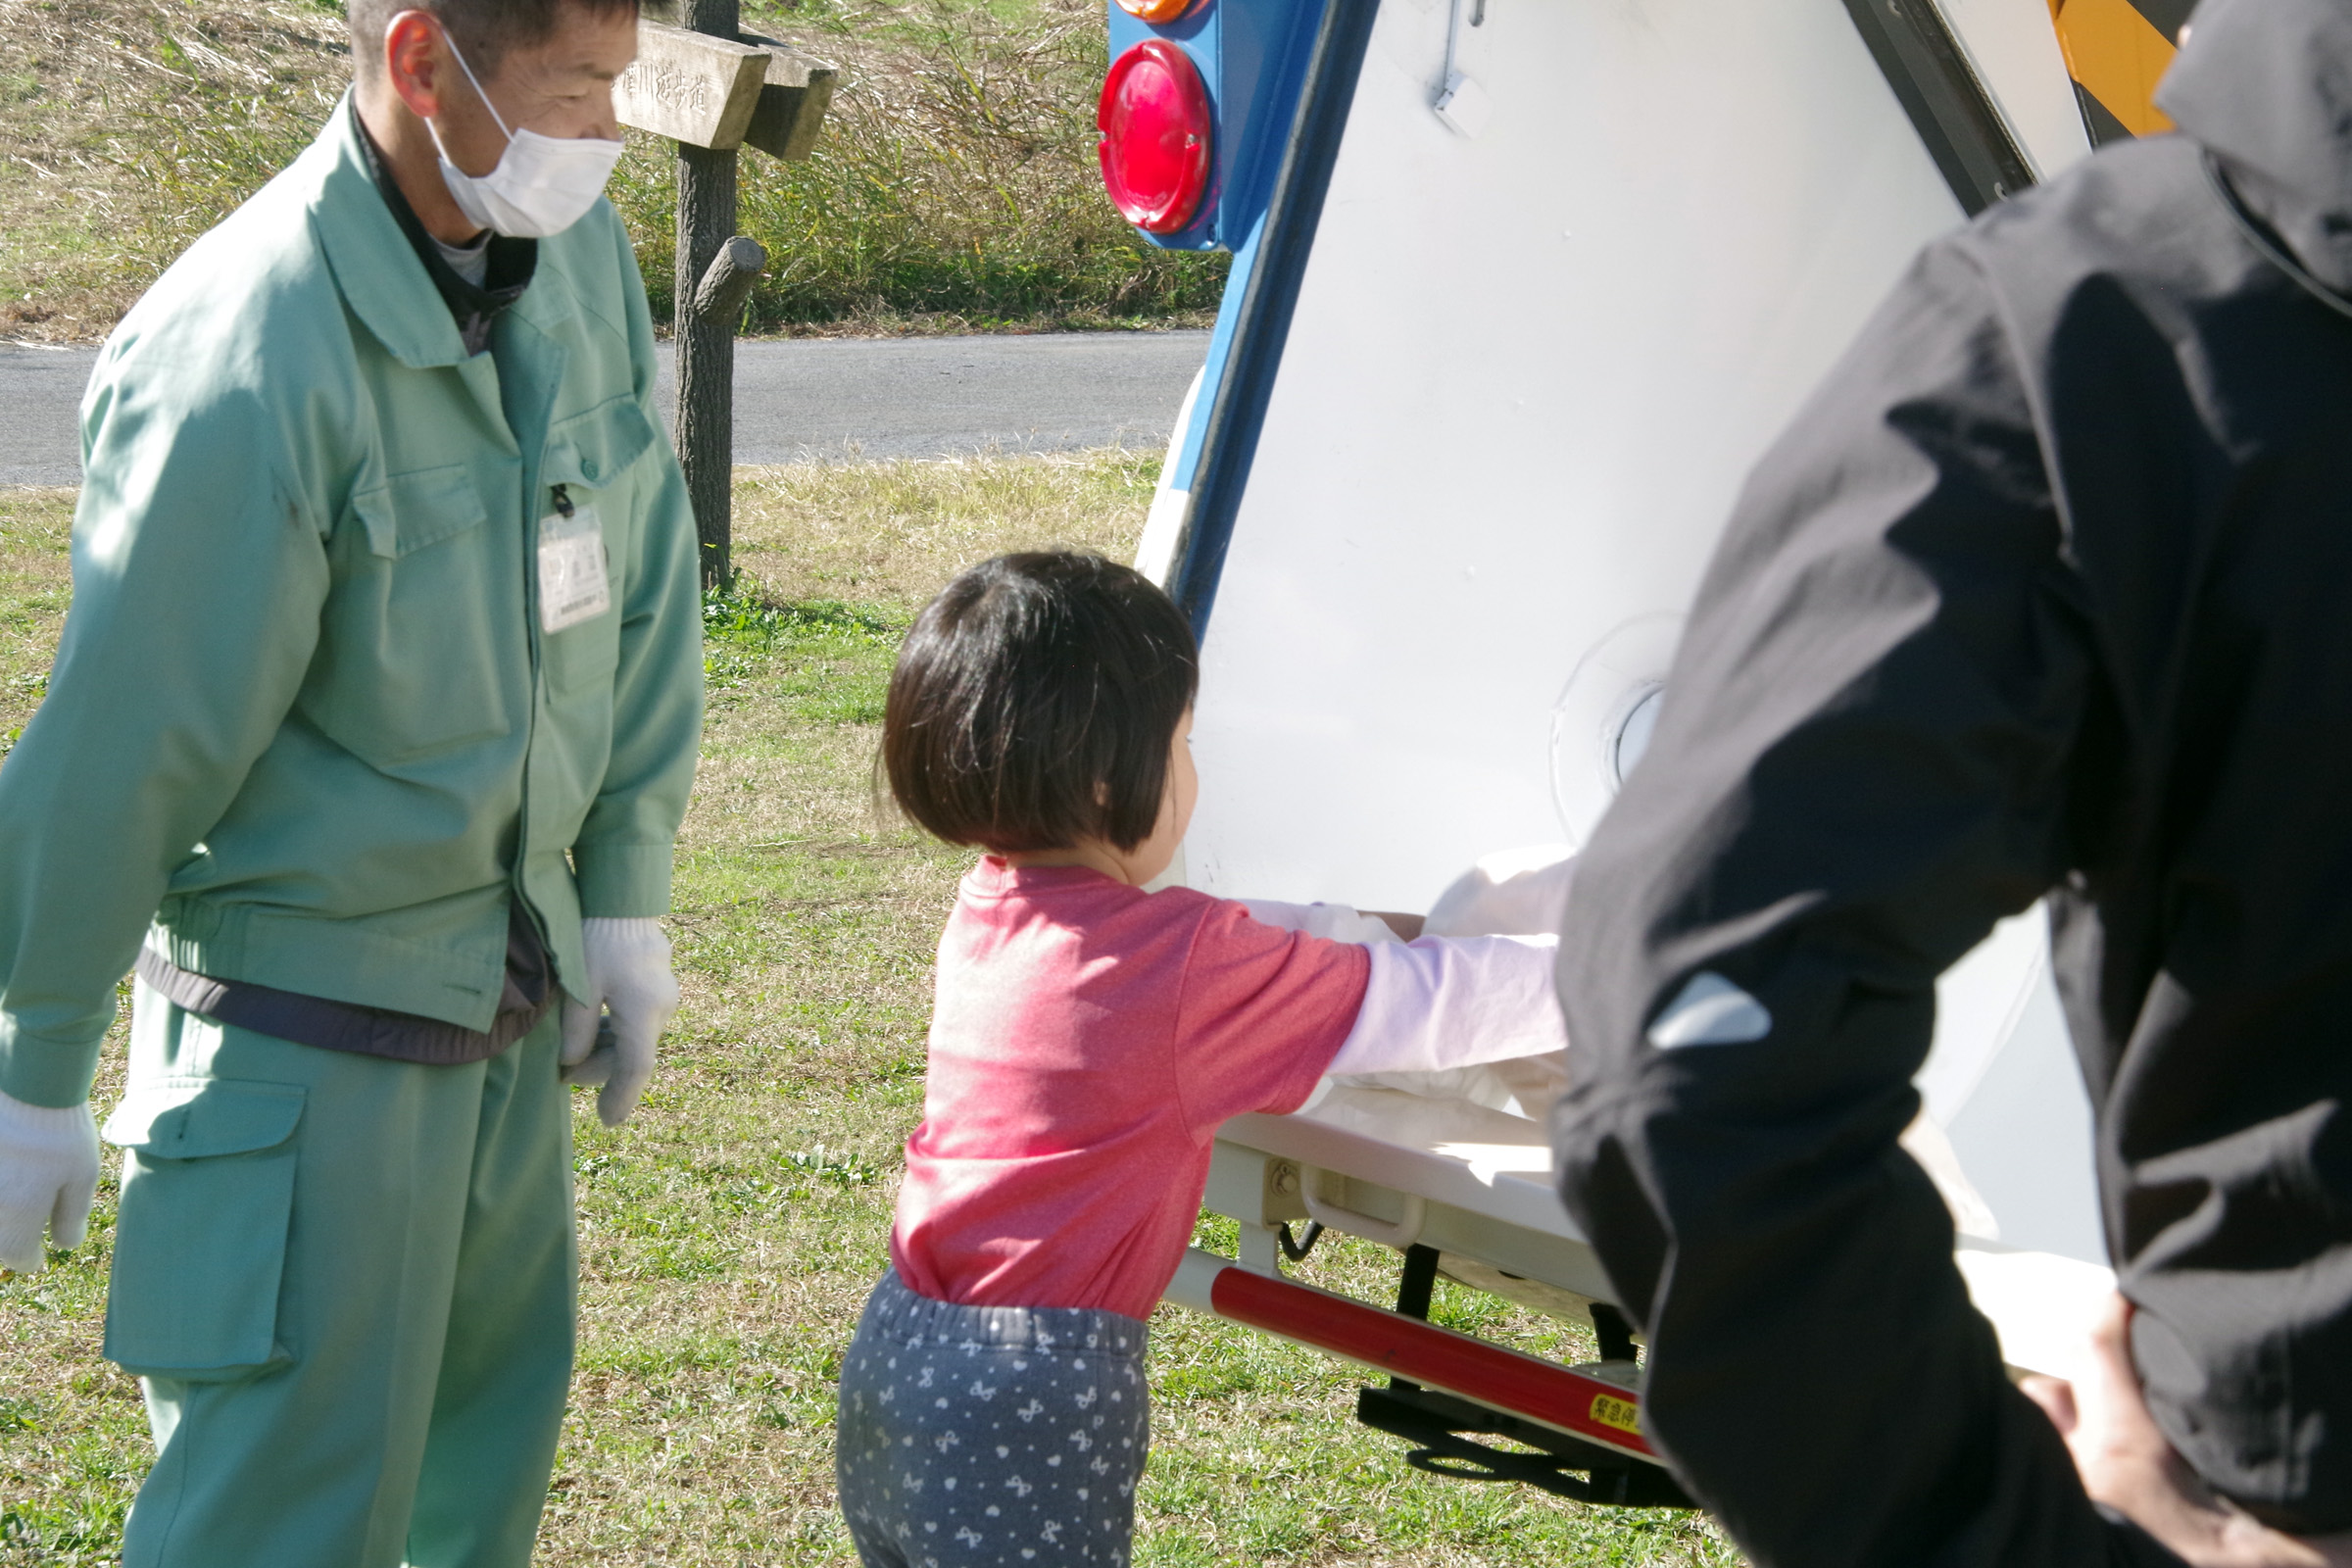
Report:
580,916,668,959
0,1087,95,1137
1326,934,1570,1077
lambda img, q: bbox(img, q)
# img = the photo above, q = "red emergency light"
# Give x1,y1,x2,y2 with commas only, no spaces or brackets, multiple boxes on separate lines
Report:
1098,40,1213,235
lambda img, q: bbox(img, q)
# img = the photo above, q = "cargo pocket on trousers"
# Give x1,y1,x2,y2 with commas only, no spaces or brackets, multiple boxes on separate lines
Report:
100,1077,306,1381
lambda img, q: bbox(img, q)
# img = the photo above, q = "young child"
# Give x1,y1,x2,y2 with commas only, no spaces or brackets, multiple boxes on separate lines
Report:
835,552,1568,1568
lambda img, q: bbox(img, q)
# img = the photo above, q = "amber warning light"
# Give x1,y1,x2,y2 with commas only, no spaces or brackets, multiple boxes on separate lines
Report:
1098,40,1214,235
1113,0,1200,23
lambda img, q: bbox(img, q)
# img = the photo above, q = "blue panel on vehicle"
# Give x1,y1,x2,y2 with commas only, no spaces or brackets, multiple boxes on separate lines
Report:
1107,0,1323,253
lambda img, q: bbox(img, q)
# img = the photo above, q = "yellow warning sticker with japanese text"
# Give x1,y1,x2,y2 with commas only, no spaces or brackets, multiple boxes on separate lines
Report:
1590,1393,1642,1437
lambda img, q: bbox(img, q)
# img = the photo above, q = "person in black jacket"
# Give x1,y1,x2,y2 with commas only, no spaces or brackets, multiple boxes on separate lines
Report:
1551,0,2352,1563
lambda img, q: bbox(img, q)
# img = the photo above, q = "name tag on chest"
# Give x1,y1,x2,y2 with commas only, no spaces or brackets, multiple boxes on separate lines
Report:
538,505,611,634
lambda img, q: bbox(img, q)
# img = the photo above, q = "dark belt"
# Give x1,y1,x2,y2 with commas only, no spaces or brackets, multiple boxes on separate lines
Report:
134,906,558,1066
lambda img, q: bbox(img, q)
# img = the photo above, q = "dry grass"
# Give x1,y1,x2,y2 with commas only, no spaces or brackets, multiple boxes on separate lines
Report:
0,0,348,341
624,0,1226,333
0,457,1738,1567
0,0,1222,344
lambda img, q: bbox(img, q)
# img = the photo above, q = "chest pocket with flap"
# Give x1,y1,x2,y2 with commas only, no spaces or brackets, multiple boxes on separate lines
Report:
303,464,515,767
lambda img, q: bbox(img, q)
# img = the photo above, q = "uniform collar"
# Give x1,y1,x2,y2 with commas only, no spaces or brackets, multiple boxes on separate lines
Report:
310,91,504,370
348,99,536,358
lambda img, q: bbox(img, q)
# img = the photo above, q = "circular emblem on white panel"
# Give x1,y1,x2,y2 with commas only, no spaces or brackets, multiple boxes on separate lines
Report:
1549,613,1683,847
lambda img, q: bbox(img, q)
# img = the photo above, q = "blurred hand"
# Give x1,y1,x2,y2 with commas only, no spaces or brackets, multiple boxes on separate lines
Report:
2022,1294,2352,1567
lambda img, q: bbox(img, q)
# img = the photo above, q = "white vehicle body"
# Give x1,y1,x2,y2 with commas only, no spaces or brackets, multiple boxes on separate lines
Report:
1120,0,2151,1492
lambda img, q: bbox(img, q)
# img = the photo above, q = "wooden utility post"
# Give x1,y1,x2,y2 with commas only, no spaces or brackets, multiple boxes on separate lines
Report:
673,0,747,591
615,8,837,590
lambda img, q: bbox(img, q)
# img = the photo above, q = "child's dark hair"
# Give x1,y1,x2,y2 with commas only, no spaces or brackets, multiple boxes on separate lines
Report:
883,553,1200,854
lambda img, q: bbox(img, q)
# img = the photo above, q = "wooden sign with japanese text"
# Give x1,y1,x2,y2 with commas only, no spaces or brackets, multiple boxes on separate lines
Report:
613,22,770,149
613,21,838,155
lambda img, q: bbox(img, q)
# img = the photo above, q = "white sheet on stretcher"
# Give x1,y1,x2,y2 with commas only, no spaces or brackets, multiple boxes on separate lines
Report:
1244,844,1580,1123
1245,844,2002,1242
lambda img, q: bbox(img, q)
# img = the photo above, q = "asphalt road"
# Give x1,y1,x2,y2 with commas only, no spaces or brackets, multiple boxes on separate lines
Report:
0,330,1210,486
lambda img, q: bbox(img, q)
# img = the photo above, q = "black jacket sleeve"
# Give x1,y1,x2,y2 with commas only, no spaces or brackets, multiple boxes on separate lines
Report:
1552,237,2165,1567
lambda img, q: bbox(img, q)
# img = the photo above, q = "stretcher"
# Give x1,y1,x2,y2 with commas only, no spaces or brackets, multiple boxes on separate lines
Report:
1102,0,2154,1502
1176,1077,2112,1500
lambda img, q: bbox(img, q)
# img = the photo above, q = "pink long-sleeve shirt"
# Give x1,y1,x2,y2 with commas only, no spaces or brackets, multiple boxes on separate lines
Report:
890,858,1372,1320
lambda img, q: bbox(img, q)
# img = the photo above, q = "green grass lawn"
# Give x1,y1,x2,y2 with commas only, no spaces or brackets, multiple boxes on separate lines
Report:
0,458,1739,1567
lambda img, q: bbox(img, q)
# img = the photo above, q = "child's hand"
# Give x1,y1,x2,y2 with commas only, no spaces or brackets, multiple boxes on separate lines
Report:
1363,911,1424,941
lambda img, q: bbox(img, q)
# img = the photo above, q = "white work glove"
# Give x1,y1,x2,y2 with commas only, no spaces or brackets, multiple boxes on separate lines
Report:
559,917,679,1129
0,1089,101,1276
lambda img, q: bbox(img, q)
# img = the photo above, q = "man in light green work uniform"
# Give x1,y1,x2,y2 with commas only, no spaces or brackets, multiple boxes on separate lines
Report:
0,2,704,1562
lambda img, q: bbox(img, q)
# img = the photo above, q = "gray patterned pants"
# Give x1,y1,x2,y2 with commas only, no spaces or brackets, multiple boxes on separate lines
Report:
835,1269,1151,1567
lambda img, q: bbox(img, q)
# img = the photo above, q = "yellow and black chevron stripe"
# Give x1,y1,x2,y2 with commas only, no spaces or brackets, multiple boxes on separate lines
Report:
2046,0,2191,145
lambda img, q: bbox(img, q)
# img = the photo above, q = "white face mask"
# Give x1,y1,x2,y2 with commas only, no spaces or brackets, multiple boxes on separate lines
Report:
426,35,625,239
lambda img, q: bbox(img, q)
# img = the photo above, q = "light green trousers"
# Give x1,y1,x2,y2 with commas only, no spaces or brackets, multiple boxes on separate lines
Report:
104,983,576,1568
